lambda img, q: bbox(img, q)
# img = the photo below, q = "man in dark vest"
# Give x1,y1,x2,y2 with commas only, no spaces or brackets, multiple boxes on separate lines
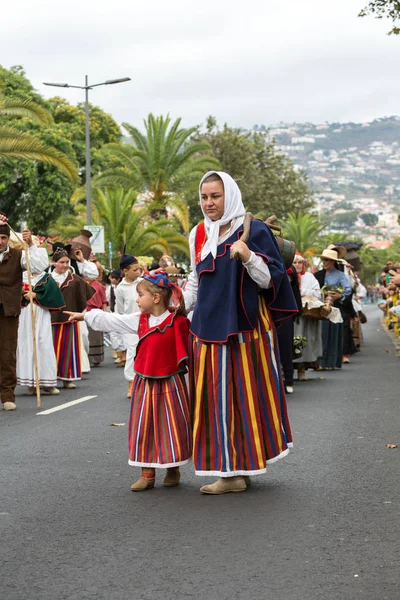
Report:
0,214,49,411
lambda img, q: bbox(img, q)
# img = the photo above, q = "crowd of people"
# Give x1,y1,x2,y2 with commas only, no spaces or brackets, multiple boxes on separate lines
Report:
377,262,400,335
0,170,396,496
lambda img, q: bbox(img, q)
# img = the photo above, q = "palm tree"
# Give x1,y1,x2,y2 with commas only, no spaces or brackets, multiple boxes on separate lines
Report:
72,114,219,232
93,188,189,256
282,212,326,256
52,188,189,260
0,91,79,183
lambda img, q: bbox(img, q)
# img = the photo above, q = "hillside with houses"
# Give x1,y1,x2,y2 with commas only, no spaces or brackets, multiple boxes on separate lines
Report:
249,117,400,244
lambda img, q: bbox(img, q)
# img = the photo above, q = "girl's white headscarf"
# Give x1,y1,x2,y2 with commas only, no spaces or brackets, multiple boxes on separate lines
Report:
199,171,245,259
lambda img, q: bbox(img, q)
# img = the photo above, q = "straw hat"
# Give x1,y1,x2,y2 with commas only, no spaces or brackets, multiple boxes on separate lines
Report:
318,245,347,261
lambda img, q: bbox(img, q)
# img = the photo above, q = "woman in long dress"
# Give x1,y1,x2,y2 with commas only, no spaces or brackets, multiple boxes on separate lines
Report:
183,171,298,495
314,248,352,369
292,253,322,381
17,255,66,395
50,248,95,389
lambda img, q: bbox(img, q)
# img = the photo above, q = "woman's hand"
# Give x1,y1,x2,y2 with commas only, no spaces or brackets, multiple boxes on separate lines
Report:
23,290,36,301
230,240,251,263
327,291,342,302
64,311,84,322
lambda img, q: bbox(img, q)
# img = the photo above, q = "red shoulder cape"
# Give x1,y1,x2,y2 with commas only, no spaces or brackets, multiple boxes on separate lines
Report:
134,312,190,379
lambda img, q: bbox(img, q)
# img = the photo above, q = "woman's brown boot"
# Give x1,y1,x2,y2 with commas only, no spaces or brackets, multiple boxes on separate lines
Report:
163,467,181,487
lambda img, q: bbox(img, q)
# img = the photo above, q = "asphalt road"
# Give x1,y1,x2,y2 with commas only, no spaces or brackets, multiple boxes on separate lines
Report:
1,305,399,600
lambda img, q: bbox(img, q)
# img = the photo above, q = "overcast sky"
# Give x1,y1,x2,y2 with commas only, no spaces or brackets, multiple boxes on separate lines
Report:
2,0,400,131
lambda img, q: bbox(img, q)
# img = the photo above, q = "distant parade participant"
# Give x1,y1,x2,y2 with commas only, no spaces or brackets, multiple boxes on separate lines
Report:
17,248,66,396
50,248,95,389
292,253,323,380
107,268,125,364
50,231,98,280
0,214,49,411
65,272,191,492
84,261,108,367
276,263,302,394
183,171,297,495
314,246,352,370
116,253,142,398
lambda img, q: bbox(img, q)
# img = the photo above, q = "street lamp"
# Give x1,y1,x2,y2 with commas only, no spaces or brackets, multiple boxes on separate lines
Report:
43,75,131,225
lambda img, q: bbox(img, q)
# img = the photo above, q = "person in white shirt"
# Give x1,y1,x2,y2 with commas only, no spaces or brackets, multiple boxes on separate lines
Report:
292,253,322,381
115,254,143,397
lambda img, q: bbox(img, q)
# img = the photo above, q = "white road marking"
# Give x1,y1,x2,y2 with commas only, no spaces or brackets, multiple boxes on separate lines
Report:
36,395,98,415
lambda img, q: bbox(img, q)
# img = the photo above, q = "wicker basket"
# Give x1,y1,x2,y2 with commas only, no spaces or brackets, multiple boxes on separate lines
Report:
302,297,333,320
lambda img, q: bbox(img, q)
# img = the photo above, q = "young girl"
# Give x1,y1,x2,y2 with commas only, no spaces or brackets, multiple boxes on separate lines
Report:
66,272,191,492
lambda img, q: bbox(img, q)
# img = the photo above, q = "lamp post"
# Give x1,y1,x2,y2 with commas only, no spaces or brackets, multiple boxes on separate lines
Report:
43,76,131,225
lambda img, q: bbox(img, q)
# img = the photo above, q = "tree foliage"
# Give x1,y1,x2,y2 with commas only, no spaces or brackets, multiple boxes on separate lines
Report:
0,65,120,232
192,117,314,225
359,1,400,35
360,213,379,226
282,212,326,256
49,188,190,263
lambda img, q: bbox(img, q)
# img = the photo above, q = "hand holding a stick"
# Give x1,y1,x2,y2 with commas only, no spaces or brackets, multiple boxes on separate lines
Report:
231,212,253,261
22,227,33,247
230,240,251,262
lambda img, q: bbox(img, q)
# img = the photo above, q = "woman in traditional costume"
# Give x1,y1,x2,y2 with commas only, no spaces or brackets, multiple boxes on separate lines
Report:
183,171,298,495
314,247,352,370
16,249,66,395
50,248,95,389
292,253,323,381
66,272,191,492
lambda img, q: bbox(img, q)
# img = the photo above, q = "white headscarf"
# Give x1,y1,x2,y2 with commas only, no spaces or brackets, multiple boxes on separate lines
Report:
199,171,245,259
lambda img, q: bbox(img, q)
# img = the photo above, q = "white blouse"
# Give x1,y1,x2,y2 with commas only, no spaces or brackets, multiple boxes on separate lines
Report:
51,271,69,286
299,271,321,299
183,216,272,312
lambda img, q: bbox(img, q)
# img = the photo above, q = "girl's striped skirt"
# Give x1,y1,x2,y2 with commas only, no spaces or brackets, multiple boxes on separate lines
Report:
128,373,191,468
189,296,293,477
52,322,82,381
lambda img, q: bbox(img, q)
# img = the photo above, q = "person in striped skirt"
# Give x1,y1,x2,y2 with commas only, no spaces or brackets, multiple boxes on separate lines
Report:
65,272,191,492
183,171,298,495
50,248,95,389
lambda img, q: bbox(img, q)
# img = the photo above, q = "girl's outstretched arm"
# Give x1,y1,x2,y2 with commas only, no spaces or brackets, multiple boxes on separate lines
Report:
83,308,139,334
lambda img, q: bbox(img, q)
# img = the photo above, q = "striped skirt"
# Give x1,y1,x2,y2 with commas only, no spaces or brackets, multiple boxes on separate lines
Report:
128,373,191,468
189,296,293,477
52,322,82,381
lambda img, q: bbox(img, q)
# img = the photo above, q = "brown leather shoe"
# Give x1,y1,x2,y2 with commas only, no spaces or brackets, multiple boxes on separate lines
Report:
200,476,247,495
130,476,155,492
163,468,181,487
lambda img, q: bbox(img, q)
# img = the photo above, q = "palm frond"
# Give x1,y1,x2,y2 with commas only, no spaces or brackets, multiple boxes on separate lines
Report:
0,125,79,183
1,98,54,126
